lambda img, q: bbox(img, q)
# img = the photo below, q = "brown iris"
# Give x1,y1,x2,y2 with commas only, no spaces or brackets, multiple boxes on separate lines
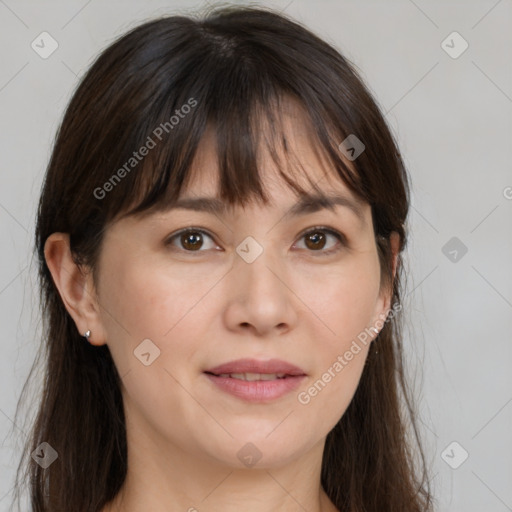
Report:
304,231,326,250
181,231,203,251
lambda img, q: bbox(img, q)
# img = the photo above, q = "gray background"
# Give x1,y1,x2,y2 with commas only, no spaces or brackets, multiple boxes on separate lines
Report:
0,0,511,510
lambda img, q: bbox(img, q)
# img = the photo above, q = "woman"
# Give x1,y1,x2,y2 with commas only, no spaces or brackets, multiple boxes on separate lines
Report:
14,5,433,511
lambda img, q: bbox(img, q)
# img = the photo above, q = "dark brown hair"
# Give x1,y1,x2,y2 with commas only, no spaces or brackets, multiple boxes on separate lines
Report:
13,5,433,511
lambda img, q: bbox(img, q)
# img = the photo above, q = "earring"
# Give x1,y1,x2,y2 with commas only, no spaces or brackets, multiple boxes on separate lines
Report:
83,330,91,341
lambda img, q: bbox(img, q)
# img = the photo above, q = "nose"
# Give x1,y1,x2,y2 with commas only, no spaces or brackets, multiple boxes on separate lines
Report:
222,249,299,337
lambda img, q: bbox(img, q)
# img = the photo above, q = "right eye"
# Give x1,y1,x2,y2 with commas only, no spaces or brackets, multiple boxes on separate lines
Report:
165,228,220,253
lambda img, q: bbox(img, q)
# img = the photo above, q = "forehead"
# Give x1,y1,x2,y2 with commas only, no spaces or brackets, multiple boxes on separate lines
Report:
122,94,370,228
183,107,361,204
160,125,368,227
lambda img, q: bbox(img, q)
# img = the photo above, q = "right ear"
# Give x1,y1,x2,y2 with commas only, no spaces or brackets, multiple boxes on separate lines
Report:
43,233,107,346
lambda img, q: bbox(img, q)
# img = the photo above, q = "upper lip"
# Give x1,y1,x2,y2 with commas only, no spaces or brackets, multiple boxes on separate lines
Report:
205,358,307,376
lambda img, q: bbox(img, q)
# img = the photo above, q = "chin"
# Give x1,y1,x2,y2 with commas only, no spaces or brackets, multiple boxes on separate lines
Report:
201,431,316,470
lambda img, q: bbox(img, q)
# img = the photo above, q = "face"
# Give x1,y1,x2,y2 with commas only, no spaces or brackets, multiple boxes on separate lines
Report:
82,112,394,470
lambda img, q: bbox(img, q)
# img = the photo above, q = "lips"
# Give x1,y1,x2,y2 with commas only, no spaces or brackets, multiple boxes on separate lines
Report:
204,359,306,403
204,358,307,402
204,358,307,377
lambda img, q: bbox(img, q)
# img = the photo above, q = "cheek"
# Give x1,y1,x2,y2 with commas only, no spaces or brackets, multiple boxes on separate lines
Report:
292,253,380,424
296,251,382,346
98,253,224,372
96,256,217,441
96,256,169,368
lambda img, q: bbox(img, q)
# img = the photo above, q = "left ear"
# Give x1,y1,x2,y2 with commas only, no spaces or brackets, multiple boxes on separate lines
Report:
370,231,400,338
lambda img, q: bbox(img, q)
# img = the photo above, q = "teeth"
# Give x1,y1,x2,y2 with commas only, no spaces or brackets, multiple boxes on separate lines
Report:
217,372,287,381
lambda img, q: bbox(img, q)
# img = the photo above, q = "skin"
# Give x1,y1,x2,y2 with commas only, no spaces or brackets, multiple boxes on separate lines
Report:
44,107,399,512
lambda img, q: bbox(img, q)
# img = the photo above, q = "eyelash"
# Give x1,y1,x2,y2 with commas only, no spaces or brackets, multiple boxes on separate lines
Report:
165,226,346,257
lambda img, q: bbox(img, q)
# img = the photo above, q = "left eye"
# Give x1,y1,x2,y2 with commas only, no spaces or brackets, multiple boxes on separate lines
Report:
293,227,345,255
166,227,345,255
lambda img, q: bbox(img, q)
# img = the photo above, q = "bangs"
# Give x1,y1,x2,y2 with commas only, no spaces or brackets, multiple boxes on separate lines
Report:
92,17,369,228
121,96,363,223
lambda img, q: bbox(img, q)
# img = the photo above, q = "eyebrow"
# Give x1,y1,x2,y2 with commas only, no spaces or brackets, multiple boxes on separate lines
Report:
161,193,366,224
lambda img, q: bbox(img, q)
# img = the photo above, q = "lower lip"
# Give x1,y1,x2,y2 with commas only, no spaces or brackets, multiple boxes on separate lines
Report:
204,373,306,402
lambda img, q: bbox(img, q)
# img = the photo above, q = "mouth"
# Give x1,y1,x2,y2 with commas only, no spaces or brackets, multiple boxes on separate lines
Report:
204,358,307,377
203,359,307,402
204,371,297,381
